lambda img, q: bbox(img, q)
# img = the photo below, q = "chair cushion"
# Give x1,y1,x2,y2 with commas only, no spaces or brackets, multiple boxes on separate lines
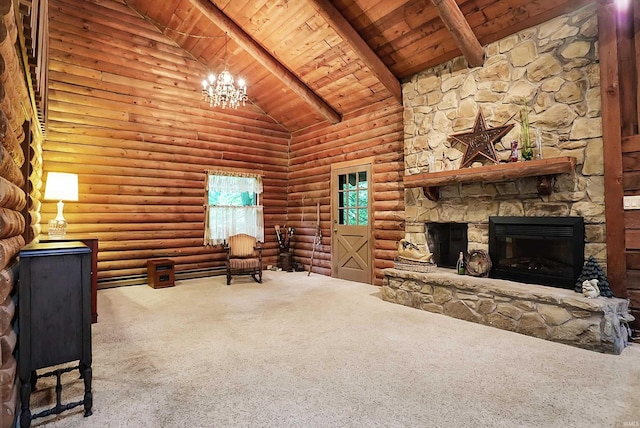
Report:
229,258,260,270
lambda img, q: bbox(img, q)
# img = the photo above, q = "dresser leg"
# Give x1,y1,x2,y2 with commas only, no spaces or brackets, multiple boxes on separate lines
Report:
19,380,32,428
30,370,37,390
80,363,93,417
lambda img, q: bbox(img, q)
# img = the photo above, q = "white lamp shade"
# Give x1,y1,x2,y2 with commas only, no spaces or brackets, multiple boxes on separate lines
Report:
44,172,79,201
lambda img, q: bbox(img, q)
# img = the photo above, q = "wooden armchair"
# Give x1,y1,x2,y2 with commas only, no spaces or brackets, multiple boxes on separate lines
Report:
224,234,263,285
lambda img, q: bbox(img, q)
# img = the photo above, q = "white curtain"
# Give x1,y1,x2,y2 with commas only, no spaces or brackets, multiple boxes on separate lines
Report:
204,172,264,245
205,206,264,245
208,174,263,195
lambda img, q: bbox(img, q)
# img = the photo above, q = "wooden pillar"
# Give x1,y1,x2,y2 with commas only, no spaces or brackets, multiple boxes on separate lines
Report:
598,0,627,297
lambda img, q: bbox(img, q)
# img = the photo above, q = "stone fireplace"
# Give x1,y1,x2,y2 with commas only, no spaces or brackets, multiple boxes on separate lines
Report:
401,3,605,271
381,4,634,353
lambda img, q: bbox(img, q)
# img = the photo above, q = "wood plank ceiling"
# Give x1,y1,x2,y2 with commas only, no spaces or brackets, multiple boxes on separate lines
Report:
123,0,593,132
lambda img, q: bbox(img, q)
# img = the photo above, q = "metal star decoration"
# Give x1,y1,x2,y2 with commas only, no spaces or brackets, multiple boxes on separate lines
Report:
450,110,514,168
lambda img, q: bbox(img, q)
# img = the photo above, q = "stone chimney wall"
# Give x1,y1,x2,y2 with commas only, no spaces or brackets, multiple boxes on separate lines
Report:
402,4,606,268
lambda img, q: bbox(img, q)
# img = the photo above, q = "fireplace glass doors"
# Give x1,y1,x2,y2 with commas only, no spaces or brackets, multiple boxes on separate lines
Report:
488,216,584,289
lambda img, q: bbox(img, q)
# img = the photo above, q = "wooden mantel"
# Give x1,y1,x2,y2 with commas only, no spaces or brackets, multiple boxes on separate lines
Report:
403,156,577,201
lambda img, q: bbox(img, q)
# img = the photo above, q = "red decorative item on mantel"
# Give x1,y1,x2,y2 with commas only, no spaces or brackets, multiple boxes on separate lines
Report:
510,141,518,162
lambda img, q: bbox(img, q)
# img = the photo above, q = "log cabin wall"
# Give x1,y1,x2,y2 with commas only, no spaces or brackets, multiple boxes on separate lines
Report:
0,0,43,424
46,0,290,285
289,101,405,286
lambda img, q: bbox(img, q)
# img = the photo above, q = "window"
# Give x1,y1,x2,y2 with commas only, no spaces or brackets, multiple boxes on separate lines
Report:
204,172,264,245
338,171,368,225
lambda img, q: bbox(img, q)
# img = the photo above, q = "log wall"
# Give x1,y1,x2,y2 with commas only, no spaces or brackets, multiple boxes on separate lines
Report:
47,0,290,284
289,101,404,286
0,0,38,425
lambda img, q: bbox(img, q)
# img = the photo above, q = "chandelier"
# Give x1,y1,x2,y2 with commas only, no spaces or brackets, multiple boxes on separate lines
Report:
201,34,247,109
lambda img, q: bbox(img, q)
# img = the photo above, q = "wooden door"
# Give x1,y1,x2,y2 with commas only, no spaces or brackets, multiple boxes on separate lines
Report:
331,162,372,284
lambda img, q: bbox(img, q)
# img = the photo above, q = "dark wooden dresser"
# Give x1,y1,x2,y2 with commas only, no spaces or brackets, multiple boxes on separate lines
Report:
18,241,93,427
39,236,99,323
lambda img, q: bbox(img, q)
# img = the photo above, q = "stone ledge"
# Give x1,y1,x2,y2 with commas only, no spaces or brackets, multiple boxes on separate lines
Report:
382,268,632,354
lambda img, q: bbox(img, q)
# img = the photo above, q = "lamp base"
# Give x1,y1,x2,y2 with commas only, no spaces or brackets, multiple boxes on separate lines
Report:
48,219,68,239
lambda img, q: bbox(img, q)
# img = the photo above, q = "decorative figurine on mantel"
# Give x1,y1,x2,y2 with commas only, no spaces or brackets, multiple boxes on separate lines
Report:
449,109,514,168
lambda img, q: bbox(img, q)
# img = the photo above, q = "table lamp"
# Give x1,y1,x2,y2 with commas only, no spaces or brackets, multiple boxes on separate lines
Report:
44,172,78,239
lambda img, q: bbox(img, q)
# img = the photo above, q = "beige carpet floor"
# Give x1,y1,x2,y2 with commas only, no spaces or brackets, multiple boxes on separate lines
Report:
28,271,640,428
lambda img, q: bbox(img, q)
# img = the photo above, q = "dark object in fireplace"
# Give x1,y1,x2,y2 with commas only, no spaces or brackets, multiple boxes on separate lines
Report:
427,223,467,268
489,216,584,289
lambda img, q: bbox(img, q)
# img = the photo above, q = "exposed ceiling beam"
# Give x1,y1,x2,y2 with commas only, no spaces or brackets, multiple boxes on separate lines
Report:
308,0,402,104
431,0,485,67
189,0,341,124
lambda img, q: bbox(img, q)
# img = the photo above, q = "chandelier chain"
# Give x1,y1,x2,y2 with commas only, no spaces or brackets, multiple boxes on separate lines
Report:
122,1,248,110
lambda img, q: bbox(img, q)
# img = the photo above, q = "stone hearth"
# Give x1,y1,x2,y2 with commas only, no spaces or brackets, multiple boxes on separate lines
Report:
382,268,632,354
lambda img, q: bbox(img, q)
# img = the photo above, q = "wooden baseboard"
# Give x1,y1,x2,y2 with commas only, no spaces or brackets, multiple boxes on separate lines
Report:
97,267,226,289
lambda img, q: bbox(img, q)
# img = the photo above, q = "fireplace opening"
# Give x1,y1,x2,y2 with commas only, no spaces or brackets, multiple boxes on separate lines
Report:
427,223,467,268
488,216,584,289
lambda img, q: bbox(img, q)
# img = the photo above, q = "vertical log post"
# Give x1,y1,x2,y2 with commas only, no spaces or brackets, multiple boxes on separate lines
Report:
598,0,627,297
